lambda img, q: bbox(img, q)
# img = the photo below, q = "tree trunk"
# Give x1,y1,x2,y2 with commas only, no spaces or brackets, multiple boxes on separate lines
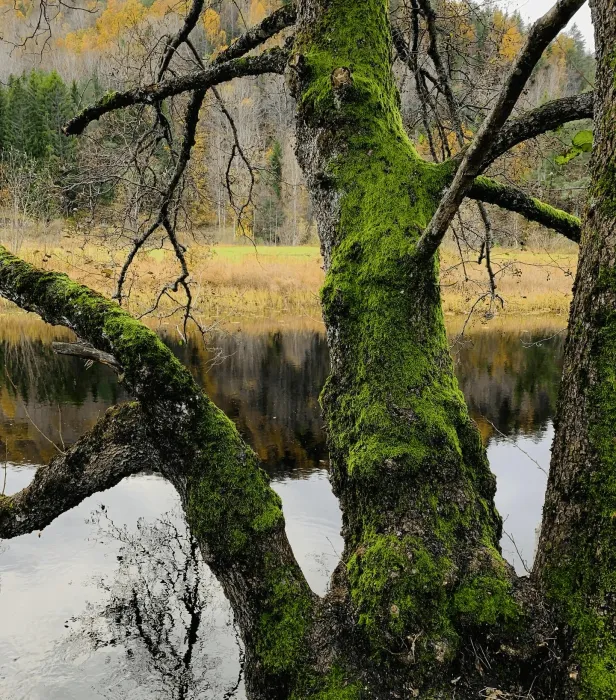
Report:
287,1,547,696
534,1,616,697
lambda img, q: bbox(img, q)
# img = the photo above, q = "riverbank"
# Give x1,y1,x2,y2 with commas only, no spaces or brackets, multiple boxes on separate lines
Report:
0,241,578,319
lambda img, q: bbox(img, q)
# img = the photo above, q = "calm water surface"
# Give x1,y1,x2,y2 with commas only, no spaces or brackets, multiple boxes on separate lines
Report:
0,316,565,699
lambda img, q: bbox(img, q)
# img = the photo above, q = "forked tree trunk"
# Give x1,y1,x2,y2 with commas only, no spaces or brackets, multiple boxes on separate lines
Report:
2,1,616,698
534,1,616,697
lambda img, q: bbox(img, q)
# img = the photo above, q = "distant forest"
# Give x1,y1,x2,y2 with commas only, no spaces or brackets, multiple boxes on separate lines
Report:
0,0,595,245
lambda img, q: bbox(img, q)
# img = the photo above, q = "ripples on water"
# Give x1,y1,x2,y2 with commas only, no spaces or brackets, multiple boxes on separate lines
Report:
0,316,565,699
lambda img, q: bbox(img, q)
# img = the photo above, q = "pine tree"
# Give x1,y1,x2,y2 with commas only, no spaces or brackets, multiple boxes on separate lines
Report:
5,75,30,155
42,71,76,162
24,71,52,160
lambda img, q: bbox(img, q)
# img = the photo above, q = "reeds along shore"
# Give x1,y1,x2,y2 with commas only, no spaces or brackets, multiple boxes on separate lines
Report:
0,241,578,319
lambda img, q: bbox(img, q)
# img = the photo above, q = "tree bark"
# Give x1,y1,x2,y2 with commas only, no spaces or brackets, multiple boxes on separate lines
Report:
0,403,156,537
534,1,616,697
0,246,314,699
288,1,550,696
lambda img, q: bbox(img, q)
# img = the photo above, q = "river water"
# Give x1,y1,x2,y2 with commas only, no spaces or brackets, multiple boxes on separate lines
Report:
0,315,566,699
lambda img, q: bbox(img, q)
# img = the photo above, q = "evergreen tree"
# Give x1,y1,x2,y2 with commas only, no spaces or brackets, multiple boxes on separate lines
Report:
42,71,76,162
258,140,285,243
25,71,52,160
5,75,30,155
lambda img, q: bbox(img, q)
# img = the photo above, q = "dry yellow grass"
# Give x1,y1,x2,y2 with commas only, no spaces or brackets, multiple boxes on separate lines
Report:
0,239,577,320
440,246,577,316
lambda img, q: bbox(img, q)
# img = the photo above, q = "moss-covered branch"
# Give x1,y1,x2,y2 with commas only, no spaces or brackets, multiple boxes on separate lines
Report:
0,245,313,697
469,175,581,243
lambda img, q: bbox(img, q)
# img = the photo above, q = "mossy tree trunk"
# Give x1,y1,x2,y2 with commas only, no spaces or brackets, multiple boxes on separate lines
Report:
2,0,616,698
286,1,546,696
534,1,616,697
0,247,315,700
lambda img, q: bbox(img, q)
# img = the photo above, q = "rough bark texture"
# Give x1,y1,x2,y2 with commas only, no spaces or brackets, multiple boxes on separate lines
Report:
0,246,314,700
534,1,616,698
288,1,550,696
0,402,156,537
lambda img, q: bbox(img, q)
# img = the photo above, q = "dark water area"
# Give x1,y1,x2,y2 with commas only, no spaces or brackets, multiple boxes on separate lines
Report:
0,316,565,699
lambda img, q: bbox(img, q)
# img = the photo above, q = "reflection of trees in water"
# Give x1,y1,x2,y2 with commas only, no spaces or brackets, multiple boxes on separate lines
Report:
75,508,243,700
1,323,567,468
175,329,331,477
453,327,566,440
1,333,126,464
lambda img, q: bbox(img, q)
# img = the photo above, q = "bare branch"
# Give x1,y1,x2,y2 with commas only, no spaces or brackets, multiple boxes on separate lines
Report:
64,49,289,136
114,88,206,312
415,0,588,260
469,176,582,243
52,341,123,372
157,0,208,79
211,3,296,65
397,0,503,303
392,20,440,160
416,0,464,139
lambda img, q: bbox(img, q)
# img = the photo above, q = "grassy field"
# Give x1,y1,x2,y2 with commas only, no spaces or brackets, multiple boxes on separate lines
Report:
0,240,578,321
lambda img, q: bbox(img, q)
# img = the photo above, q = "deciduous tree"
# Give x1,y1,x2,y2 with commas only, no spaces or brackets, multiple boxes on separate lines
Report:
1,1,615,698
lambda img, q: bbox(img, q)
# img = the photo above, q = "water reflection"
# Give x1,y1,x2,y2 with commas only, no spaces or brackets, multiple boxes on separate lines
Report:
0,316,565,473
0,313,565,699
74,507,243,700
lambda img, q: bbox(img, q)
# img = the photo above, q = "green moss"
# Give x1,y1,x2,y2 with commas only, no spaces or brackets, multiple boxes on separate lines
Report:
100,90,118,106
186,421,284,560
472,175,582,239
347,534,458,662
291,666,363,699
347,532,520,669
532,196,582,228
293,1,515,683
453,573,520,628
256,558,314,676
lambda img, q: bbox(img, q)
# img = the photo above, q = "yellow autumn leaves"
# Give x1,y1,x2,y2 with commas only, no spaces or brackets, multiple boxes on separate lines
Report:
59,0,279,55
